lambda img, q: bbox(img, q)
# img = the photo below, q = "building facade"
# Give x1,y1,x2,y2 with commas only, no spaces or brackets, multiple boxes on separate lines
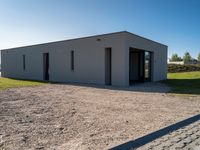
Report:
1,31,168,86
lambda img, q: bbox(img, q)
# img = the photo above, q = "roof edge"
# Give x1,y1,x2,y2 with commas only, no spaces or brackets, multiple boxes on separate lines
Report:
1,31,167,51
124,31,168,47
0,31,127,51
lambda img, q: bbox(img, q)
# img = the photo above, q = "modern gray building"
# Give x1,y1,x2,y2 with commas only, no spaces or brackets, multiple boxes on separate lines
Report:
1,31,167,86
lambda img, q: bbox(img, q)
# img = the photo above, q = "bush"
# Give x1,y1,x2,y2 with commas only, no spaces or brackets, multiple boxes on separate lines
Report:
168,64,200,73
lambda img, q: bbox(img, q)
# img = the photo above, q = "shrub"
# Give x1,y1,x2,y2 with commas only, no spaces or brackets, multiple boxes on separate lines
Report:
168,64,200,73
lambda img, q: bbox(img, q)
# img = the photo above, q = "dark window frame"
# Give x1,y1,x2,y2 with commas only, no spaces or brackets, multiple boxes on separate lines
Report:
71,50,74,71
23,54,26,71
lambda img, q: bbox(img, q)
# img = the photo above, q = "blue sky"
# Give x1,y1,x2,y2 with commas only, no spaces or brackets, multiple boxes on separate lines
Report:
0,0,200,63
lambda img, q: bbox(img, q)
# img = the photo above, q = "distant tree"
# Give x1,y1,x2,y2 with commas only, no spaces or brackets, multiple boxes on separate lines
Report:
171,53,182,61
198,53,200,62
183,52,192,62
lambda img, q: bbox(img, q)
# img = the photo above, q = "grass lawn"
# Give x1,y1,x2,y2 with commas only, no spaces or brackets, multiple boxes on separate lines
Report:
163,71,200,95
0,77,46,90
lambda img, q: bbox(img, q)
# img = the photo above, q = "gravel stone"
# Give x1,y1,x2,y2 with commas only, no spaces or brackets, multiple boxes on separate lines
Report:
0,83,199,150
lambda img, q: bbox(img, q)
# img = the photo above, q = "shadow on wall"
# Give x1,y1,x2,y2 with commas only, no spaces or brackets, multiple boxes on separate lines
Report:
163,78,200,95
109,114,200,150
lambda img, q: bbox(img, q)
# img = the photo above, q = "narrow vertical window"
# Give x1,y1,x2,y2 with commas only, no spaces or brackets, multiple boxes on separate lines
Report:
71,50,74,71
23,55,26,71
105,48,112,85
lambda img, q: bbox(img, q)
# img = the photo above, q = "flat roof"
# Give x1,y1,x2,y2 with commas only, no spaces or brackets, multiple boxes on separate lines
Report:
1,31,167,51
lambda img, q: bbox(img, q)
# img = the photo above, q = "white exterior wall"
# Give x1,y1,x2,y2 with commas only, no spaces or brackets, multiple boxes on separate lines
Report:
1,31,167,87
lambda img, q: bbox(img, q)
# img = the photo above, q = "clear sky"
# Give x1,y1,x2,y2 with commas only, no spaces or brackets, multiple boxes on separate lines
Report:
0,0,200,63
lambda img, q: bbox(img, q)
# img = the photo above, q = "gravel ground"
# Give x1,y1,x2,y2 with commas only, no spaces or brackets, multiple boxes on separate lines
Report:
0,83,200,150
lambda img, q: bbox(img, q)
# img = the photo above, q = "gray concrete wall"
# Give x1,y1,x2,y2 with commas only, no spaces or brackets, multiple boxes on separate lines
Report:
1,32,127,86
1,31,167,87
125,32,168,84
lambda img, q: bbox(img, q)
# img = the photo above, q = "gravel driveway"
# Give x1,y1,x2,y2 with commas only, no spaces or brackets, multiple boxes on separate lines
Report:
0,83,199,150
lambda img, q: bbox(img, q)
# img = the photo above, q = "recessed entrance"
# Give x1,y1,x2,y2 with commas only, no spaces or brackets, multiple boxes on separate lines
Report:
129,48,152,85
43,53,49,81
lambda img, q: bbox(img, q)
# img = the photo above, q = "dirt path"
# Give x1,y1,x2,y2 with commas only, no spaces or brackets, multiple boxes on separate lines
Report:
0,83,199,150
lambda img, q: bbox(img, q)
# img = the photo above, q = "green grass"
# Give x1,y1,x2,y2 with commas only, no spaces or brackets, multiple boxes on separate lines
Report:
163,71,200,95
0,77,46,90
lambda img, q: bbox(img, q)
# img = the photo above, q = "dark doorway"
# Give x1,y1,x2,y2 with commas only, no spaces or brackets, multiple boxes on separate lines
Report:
129,51,144,85
105,48,112,85
43,53,49,81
